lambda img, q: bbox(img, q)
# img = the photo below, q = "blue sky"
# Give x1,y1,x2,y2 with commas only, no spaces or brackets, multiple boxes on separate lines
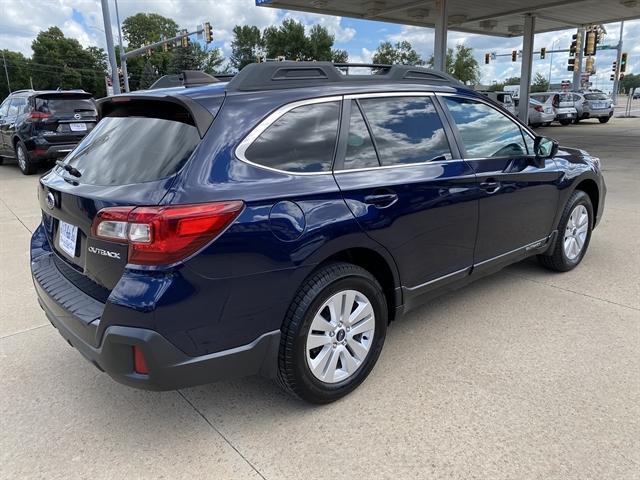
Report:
2,0,638,92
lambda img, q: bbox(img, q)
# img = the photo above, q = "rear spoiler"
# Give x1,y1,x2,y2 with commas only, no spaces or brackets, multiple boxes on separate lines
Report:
96,93,214,138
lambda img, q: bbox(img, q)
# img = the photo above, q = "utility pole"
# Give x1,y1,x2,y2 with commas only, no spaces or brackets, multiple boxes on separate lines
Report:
612,21,624,104
100,0,121,95
114,0,129,93
548,39,556,86
2,51,11,93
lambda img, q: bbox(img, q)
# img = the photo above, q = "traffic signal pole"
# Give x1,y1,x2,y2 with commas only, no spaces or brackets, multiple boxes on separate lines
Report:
612,21,624,104
114,0,130,93
100,0,120,95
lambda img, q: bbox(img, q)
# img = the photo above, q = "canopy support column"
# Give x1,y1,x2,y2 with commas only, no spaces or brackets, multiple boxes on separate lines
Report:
433,0,448,71
518,14,535,124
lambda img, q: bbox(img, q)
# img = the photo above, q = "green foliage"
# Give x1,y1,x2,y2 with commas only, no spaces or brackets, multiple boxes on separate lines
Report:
620,73,640,92
427,44,479,85
122,13,179,49
230,26,263,71
487,76,520,92
263,19,308,60
331,49,349,63
372,41,423,65
0,50,32,97
531,73,549,93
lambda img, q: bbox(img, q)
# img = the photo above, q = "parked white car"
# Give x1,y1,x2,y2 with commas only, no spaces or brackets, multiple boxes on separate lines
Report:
530,92,577,125
515,98,555,127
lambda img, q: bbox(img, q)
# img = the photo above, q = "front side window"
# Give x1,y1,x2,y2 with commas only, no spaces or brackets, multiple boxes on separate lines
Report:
443,97,527,158
9,97,26,115
244,101,340,173
0,99,9,117
358,96,452,166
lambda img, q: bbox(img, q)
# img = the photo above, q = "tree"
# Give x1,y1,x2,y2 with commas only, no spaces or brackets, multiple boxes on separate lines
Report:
372,41,422,65
139,61,158,90
202,48,225,74
620,73,640,93
230,25,263,71
122,13,179,49
0,50,32,99
263,19,309,60
331,49,348,63
307,24,333,61
427,44,479,85
531,72,549,93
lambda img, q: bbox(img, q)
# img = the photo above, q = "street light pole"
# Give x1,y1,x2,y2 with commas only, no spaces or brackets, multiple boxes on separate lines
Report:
612,21,624,104
2,51,11,93
100,0,121,95
114,0,129,92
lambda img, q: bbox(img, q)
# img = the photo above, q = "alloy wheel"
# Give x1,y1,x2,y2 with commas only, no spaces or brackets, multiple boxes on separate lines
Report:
16,145,26,171
563,204,589,261
305,289,375,384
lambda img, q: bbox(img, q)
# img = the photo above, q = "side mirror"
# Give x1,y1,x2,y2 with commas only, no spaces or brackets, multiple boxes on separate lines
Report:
534,136,558,159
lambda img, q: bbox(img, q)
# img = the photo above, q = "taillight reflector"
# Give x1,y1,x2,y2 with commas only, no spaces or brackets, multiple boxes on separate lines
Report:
133,346,149,374
91,201,244,266
27,110,52,122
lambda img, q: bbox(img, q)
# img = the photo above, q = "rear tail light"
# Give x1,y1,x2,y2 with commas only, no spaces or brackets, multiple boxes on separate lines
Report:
534,105,543,113
92,201,244,265
27,110,52,122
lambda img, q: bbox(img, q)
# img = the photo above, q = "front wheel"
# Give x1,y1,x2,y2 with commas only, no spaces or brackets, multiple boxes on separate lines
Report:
599,116,610,123
277,262,388,404
538,191,593,272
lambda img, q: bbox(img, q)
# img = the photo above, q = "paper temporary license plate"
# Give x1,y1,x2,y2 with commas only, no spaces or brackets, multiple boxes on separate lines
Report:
58,221,78,257
69,122,87,132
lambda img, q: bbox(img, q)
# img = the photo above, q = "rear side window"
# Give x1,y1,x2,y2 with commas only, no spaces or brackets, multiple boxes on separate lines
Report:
9,97,27,115
62,115,200,186
244,101,340,173
443,97,527,158
35,97,96,116
358,96,452,165
343,101,379,170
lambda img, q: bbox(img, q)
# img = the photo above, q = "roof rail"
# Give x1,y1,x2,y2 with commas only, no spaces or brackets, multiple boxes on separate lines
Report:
149,70,219,90
226,61,461,92
10,89,35,95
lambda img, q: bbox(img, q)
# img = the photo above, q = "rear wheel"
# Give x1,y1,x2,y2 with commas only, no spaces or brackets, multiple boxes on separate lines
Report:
544,122,552,127
277,262,388,404
598,116,610,123
15,140,36,175
538,191,593,272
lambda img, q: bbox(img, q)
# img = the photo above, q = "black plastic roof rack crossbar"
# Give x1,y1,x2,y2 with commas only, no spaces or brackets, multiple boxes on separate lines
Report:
226,61,461,92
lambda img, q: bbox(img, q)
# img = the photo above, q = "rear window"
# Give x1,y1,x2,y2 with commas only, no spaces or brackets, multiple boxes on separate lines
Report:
244,101,340,173
532,94,550,103
559,93,574,102
584,93,608,100
61,116,200,186
34,97,96,116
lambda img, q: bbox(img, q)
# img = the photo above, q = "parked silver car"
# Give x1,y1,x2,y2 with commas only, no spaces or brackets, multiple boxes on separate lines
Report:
528,98,555,127
572,92,614,123
530,92,577,125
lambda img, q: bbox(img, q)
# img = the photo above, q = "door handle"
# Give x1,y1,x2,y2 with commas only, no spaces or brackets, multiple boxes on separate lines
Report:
364,191,398,208
480,179,501,194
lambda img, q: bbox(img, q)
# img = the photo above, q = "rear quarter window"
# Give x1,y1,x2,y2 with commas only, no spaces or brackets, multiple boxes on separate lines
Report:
243,101,340,173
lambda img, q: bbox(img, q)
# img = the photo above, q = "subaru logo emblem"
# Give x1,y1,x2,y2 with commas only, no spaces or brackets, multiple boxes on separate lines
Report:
46,192,56,210
74,113,81,120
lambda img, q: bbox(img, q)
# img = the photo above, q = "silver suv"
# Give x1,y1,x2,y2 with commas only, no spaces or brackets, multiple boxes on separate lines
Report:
573,92,614,123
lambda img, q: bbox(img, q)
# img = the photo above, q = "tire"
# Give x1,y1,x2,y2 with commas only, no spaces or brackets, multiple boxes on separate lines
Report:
0,157,4,166
559,119,572,125
277,262,388,404
15,140,36,175
544,122,552,127
530,123,541,128
598,116,610,123
573,117,580,124
538,190,593,272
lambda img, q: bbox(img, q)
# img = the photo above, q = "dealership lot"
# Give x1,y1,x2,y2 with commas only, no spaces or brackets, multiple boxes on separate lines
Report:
1,119,639,479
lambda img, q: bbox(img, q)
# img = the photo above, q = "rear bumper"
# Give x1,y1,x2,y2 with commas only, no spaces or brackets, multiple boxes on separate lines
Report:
31,250,281,390
29,143,77,161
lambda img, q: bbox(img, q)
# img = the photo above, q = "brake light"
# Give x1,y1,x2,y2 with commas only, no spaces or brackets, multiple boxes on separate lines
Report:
133,346,149,374
92,201,244,265
27,110,52,122
534,105,543,113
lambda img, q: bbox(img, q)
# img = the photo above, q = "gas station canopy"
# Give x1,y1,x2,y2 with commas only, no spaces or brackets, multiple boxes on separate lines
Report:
257,0,640,37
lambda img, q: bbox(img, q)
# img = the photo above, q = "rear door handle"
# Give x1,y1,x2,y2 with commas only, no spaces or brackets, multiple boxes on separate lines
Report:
480,180,501,194
364,191,398,208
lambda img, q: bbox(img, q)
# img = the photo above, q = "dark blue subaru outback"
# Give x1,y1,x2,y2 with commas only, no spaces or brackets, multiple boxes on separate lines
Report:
31,63,605,403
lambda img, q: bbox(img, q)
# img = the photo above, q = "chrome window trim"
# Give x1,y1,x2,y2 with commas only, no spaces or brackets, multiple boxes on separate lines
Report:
234,95,343,177
435,91,538,158
344,91,434,100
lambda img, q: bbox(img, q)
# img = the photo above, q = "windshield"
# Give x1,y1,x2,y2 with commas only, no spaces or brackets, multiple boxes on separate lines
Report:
60,116,200,186
584,93,609,100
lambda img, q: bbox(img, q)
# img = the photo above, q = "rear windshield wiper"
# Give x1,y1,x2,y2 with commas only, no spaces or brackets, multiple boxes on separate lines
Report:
56,160,82,178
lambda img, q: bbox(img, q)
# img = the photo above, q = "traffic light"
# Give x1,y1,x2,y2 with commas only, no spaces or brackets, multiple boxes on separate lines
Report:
569,34,578,57
610,74,615,81
585,56,594,73
584,29,596,56
118,70,125,92
621,52,628,72
567,58,575,72
540,47,546,59
181,29,189,48
204,22,213,43
484,53,490,64
511,50,517,62
612,61,617,72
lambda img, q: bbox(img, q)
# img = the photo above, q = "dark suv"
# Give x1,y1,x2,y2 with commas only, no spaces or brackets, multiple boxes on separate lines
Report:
0,90,97,174
30,63,606,403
